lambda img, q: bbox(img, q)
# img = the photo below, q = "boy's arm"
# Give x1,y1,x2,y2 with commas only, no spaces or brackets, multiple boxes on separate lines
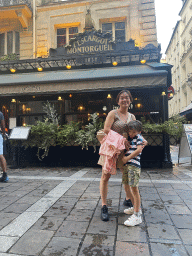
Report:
122,145,143,164
140,134,148,147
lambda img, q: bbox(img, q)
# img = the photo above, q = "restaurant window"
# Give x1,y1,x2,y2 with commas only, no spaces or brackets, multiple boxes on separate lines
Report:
18,100,64,126
102,21,125,41
0,31,20,56
57,27,78,47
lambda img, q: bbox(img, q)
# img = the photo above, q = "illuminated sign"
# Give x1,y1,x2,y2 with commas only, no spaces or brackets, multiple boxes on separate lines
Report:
66,34,114,54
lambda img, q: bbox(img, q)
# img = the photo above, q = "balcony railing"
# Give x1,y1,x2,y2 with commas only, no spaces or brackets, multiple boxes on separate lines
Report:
0,0,31,9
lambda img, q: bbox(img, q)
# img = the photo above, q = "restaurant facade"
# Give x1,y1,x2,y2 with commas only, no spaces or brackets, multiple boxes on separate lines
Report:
0,0,173,167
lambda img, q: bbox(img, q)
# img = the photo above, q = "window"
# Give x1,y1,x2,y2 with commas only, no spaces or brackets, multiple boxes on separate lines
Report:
102,21,125,41
57,27,78,47
0,31,20,57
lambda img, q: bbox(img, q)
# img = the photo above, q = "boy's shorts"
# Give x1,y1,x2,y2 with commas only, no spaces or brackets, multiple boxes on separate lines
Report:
122,165,141,187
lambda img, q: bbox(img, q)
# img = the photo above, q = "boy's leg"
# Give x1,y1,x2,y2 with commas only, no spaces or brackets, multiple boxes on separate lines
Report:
128,166,141,213
122,166,134,201
131,186,141,214
124,166,142,226
124,184,134,206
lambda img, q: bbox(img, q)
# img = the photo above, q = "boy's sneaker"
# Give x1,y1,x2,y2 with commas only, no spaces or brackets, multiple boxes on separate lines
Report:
124,207,142,215
124,214,142,226
0,173,9,182
123,198,133,207
101,205,109,221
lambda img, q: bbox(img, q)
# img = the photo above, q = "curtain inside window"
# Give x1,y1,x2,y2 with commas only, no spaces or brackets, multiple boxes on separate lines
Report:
0,33,5,56
7,31,13,55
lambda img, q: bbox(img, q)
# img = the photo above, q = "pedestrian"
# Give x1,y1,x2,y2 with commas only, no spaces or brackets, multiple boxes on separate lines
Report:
98,90,146,221
121,120,144,226
0,111,9,182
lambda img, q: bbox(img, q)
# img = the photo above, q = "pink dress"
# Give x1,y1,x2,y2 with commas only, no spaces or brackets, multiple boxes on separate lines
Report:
99,130,126,175
98,111,135,173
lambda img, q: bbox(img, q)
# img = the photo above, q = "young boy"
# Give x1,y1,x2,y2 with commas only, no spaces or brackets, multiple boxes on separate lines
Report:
121,120,144,226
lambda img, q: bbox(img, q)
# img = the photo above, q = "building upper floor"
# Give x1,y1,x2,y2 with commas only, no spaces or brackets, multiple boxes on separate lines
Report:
0,0,158,60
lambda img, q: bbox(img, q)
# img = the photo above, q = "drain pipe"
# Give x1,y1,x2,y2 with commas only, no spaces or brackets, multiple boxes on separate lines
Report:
33,0,36,58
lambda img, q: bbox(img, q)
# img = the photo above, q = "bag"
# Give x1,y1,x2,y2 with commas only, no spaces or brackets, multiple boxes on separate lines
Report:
96,129,106,143
116,150,125,169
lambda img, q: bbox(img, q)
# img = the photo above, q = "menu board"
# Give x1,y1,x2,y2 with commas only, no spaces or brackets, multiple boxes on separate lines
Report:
178,124,192,164
9,127,31,140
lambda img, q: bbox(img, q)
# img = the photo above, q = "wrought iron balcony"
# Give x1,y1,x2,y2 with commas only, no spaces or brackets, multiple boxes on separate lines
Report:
0,0,32,9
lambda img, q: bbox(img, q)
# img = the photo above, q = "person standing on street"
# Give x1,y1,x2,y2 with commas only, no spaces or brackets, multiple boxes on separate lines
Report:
0,111,9,182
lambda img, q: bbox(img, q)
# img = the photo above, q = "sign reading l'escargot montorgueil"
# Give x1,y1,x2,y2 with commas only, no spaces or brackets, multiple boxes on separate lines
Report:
66,32,114,54
49,30,160,65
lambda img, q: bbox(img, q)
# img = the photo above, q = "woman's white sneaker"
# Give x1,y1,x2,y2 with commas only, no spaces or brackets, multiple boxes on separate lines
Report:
124,207,142,215
124,214,142,226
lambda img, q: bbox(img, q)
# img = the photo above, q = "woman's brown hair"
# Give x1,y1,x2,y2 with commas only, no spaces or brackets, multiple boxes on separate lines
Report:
116,90,133,103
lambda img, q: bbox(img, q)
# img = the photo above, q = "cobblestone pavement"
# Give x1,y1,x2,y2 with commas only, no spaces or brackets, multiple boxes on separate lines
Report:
0,165,192,256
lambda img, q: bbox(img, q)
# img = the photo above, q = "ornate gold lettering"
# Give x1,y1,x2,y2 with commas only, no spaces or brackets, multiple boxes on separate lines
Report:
94,46,99,51
77,47,82,53
90,46,94,52
92,35,97,41
67,49,73,54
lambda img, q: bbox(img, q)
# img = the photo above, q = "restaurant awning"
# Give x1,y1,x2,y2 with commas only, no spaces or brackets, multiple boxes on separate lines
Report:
180,103,192,116
0,64,168,96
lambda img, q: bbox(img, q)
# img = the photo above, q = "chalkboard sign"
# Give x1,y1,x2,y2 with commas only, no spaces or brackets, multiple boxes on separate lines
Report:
9,127,31,140
178,124,192,164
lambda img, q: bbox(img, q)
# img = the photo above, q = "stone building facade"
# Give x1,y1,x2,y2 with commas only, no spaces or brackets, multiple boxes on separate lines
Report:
166,0,192,119
0,0,158,60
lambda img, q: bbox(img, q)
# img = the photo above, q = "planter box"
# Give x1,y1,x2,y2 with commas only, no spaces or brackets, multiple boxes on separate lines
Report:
6,134,169,168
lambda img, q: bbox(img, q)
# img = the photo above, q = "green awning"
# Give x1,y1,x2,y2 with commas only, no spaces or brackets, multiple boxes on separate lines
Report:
0,64,168,96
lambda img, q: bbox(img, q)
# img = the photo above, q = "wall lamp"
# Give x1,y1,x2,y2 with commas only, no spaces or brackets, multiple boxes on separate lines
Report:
107,94,112,99
66,64,71,69
112,61,118,66
10,68,16,73
37,66,43,72
140,59,146,64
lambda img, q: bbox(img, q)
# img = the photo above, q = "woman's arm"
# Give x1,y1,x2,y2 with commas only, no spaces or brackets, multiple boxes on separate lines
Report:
131,114,136,121
103,110,116,134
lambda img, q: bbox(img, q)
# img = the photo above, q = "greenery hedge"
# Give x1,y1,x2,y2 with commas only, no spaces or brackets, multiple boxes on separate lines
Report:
19,102,186,160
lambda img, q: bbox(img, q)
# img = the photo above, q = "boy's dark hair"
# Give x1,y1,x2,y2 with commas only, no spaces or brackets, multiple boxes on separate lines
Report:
128,120,142,132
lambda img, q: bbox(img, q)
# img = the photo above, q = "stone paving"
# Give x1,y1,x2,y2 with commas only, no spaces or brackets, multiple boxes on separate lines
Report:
0,165,192,256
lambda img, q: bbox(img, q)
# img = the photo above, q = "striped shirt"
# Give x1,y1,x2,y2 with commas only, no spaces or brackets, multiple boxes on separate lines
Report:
125,134,143,168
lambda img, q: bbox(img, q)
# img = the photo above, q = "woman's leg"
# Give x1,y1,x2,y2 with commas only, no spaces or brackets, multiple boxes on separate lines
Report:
100,168,111,206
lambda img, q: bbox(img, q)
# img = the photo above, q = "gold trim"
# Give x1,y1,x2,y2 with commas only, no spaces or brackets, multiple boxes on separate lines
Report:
51,12,83,19
54,22,81,28
99,16,127,23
